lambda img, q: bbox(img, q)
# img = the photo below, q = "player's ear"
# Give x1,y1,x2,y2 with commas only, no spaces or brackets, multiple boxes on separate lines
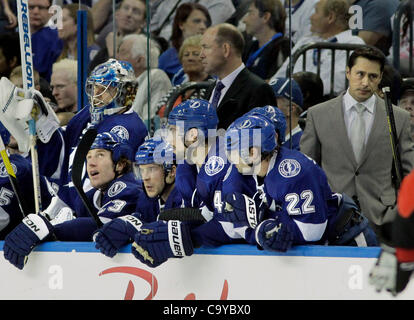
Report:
186,128,199,144
165,165,176,184
249,146,261,164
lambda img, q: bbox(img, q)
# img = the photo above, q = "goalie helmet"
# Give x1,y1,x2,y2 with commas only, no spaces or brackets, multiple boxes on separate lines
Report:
90,131,134,163
225,114,277,163
134,138,175,178
167,99,218,138
246,105,286,144
86,59,138,125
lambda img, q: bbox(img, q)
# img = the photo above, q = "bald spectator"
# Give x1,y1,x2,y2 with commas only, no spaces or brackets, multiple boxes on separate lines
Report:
201,23,275,129
50,59,78,113
272,0,365,97
117,33,172,129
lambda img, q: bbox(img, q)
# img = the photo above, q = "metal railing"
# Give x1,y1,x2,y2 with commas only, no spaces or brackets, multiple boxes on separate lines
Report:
286,42,375,97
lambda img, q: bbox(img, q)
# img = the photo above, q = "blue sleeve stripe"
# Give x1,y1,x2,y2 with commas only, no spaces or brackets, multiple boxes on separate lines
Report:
0,241,380,258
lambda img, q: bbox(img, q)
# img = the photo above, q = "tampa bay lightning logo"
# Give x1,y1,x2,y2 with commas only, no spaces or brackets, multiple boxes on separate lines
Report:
94,65,109,76
265,105,276,117
189,101,201,109
205,156,225,176
278,159,301,178
237,119,252,129
110,126,129,140
108,181,126,197
0,162,17,178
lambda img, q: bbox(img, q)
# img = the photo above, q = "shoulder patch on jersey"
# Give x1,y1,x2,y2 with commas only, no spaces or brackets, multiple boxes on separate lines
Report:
0,162,17,178
108,181,127,197
278,159,301,178
205,156,225,176
110,126,129,141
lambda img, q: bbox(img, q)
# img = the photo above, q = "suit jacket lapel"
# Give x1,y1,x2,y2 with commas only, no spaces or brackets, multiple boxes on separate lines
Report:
216,68,248,111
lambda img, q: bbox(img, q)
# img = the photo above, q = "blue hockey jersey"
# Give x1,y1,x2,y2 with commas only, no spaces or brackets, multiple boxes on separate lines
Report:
0,154,55,239
53,172,141,241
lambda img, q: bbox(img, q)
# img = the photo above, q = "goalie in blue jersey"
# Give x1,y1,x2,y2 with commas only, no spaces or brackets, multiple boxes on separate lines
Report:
3,131,140,269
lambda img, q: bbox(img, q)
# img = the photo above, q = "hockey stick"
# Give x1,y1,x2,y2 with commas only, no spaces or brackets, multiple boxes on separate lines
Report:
71,128,103,228
158,207,207,222
17,0,43,214
0,136,30,217
382,87,404,189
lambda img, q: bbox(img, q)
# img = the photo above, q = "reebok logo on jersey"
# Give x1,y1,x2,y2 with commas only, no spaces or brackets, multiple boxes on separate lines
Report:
168,221,184,257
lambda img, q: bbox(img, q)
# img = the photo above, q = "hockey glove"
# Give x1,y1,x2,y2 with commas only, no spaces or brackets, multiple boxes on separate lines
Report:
369,244,414,296
131,220,194,268
255,218,294,252
94,215,143,258
3,214,54,270
224,191,268,228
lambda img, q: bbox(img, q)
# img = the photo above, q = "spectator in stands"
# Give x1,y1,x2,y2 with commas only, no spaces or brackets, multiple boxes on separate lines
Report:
269,77,304,150
292,71,325,111
0,32,20,79
149,0,235,42
156,34,214,120
89,0,146,73
117,34,172,131
280,0,318,45
271,0,365,97
241,0,290,81
200,23,275,129
158,2,211,82
399,78,414,140
0,0,17,33
300,46,414,236
9,65,41,91
29,0,62,82
350,0,399,56
50,59,78,114
56,4,100,68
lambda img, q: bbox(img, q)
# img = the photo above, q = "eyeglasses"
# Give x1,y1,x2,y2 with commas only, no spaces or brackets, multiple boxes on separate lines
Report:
29,5,49,11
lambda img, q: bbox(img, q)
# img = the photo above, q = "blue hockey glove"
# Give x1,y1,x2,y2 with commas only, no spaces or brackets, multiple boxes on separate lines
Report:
131,220,194,268
255,218,294,252
3,214,54,270
94,215,143,258
224,191,268,228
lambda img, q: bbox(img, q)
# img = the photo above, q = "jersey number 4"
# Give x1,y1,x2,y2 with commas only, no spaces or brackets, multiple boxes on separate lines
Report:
285,190,315,215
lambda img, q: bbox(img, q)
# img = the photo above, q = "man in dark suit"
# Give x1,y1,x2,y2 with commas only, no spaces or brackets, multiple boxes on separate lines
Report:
200,23,275,130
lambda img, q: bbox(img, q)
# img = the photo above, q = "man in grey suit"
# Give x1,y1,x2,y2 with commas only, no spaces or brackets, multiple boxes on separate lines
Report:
300,46,414,236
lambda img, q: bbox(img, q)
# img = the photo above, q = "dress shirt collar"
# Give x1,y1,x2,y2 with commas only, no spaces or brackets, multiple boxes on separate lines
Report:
343,89,376,114
219,63,245,88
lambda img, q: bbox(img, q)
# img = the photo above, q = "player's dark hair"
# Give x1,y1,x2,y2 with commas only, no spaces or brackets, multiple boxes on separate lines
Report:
116,156,132,176
0,32,21,66
347,46,386,73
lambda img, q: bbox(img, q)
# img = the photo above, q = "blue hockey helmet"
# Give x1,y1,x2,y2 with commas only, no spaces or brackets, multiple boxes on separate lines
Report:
246,105,286,144
167,99,218,138
0,122,11,146
90,131,134,163
226,114,277,163
134,138,175,172
269,77,303,109
86,59,138,125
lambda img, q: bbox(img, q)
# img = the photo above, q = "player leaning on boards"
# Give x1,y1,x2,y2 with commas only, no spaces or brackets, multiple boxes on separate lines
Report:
94,137,184,258
3,132,140,270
